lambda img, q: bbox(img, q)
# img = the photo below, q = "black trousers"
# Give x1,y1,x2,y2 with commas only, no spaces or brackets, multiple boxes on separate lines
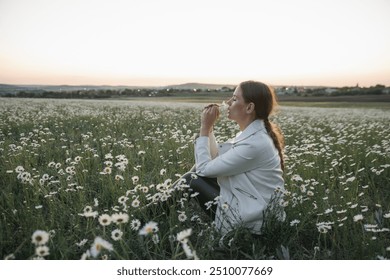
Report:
179,170,220,220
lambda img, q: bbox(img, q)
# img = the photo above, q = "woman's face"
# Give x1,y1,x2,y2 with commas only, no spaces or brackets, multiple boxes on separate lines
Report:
226,86,249,122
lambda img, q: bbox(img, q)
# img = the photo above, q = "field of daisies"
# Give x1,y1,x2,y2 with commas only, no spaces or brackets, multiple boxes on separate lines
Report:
1,98,389,260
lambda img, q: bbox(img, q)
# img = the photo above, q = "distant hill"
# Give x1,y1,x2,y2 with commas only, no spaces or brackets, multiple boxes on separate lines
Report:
0,82,235,95
163,83,235,90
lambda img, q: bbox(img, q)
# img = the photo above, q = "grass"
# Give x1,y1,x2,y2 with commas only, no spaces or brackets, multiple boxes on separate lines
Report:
0,98,389,260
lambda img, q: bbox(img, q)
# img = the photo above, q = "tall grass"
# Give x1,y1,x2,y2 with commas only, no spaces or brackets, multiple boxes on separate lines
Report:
0,98,389,259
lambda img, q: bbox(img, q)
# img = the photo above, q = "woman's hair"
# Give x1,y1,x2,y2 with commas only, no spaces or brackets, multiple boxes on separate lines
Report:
239,80,285,170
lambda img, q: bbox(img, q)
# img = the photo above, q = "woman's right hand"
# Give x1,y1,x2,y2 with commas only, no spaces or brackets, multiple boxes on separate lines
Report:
200,104,219,136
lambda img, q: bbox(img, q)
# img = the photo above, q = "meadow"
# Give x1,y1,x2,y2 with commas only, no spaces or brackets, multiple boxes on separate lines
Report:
0,98,389,260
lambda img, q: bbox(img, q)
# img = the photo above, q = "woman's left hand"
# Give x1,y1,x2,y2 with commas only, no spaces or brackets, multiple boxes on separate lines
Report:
200,104,219,136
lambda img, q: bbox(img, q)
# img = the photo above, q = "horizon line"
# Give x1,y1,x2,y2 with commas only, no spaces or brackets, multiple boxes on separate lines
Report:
2,82,388,89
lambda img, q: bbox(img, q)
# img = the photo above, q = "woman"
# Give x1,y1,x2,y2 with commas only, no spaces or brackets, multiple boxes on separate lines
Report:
180,80,285,235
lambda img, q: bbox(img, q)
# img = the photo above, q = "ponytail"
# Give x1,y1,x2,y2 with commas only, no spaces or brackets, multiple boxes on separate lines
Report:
264,119,285,171
239,80,285,171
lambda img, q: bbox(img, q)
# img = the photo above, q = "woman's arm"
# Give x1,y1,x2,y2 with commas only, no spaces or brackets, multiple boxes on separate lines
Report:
209,130,218,159
195,136,263,177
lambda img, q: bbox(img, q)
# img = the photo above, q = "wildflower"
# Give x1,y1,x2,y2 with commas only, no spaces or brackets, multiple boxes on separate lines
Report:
177,228,192,243
190,192,199,198
152,234,160,244
307,191,314,197
141,186,149,193
115,174,124,181
139,221,159,236
316,222,333,234
130,219,141,231
160,169,167,175
15,166,24,173
102,166,112,174
138,151,146,156
190,173,198,179
132,176,139,184
346,176,356,183
131,199,140,208
35,245,50,257
338,216,348,222
291,174,303,182
353,214,364,222
383,213,390,219
181,242,198,259
76,239,89,247
98,214,112,227
80,250,91,260
90,237,113,258
178,212,187,222
221,203,229,211
290,219,300,226
164,178,172,187
118,196,128,204
111,212,129,225
105,153,113,160
324,208,333,214
31,230,50,246
81,206,98,218
111,229,123,241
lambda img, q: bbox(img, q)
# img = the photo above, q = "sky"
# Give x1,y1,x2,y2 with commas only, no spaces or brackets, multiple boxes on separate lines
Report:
0,0,389,87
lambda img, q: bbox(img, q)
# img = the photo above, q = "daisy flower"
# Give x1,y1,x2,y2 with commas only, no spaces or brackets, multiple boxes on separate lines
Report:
353,214,364,222
177,228,192,243
139,221,159,236
131,199,140,208
111,229,123,241
98,214,112,226
111,212,129,225
290,219,300,226
132,176,139,184
90,237,113,258
152,234,160,244
31,230,50,246
178,212,187,222
130,219,141,231
81,206,98,218
35,245,50,257
118,196,128,204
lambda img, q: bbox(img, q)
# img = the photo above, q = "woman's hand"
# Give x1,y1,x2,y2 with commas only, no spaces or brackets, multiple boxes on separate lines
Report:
200,104,219,136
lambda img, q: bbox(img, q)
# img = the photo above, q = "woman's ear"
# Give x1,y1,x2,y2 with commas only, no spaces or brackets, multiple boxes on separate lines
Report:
246,102,255,114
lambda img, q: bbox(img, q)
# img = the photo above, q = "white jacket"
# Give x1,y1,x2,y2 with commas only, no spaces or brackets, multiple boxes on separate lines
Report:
195,119,284,234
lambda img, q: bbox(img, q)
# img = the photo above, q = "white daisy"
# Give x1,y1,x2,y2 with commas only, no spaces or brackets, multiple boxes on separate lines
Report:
111,229,123,241
31,230,50,246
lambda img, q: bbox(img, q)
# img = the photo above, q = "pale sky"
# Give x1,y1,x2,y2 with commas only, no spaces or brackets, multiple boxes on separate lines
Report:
0,0,389,87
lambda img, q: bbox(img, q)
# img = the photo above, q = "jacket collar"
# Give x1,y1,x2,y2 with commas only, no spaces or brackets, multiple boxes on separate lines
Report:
234,119,266,143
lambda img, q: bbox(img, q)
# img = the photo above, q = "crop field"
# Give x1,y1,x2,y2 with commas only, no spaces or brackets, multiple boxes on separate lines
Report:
0,98,389,260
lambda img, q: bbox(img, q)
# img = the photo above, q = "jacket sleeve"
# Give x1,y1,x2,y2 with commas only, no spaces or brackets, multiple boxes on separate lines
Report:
195,136,261,177
209,131,218,159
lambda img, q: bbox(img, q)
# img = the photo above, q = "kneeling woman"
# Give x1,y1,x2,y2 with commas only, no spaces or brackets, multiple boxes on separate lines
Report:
182,80,285,235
